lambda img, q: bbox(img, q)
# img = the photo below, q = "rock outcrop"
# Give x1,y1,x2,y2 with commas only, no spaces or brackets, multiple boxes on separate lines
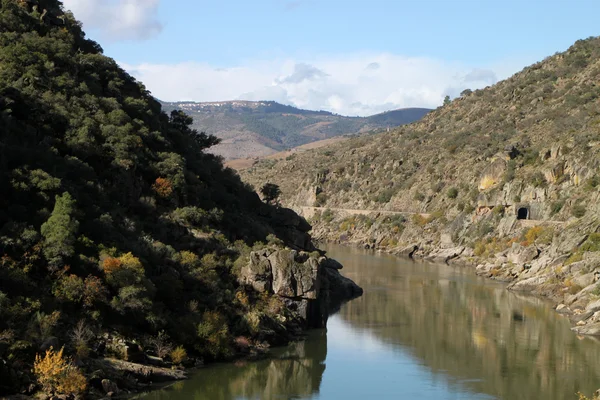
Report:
240,248,362,328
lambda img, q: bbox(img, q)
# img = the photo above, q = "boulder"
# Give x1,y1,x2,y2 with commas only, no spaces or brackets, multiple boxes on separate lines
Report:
556,304,571,314
427,246,464,264
476,263,494,276
397,244,418,258
320,257,343,270
270,250,320,299
507,243,539,264
241,249,274,293
574,272,595,288
239,248,361,328
507,274,550,291
586,299,600,313
572,322,600,336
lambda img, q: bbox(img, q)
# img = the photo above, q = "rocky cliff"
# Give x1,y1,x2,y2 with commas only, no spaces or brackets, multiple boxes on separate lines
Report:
240,247,362,329
239,36,600,335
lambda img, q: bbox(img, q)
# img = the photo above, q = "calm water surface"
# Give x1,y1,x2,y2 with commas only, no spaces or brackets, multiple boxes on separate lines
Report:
142,245,600,400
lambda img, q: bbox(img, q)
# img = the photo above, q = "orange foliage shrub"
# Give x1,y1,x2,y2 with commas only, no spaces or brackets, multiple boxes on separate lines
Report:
102,257,122,275
152,177,173,198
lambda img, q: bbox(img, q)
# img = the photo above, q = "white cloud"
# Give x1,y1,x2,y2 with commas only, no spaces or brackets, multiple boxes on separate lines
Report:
121,53,523,116
62,0,162,41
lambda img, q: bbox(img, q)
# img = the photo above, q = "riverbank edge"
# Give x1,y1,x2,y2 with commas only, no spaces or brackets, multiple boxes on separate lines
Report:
316,237,600,338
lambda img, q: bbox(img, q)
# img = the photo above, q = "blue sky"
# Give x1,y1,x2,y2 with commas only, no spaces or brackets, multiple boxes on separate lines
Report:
62,0,600,115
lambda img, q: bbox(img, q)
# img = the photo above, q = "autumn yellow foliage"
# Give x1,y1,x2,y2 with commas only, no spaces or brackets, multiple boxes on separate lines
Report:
170,345,188,364
102,252,144,276
34,347,87,395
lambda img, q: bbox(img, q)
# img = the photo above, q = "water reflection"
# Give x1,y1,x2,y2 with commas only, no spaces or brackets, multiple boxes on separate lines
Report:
142,245,600,400
141,330,326,400
331,245,600,400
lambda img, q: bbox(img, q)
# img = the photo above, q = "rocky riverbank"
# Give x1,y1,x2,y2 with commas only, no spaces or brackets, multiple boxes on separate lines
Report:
308,216,600,337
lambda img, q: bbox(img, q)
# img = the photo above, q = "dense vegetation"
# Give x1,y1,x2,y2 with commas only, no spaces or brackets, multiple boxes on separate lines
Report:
161,100,431,159
0,0,315,395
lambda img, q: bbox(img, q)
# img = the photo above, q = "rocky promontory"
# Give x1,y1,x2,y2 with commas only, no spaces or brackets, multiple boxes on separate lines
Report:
240,247,363,329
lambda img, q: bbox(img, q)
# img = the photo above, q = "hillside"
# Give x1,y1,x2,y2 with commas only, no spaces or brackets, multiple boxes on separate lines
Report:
0,0,360,397
241,36,600,333
160,100,431,159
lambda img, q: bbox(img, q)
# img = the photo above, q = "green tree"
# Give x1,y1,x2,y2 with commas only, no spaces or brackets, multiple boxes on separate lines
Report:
260,183,281,205
41,192,79,268
443,95,451,106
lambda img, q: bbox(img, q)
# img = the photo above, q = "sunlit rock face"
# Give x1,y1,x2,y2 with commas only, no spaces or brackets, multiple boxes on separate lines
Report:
240,248,362,328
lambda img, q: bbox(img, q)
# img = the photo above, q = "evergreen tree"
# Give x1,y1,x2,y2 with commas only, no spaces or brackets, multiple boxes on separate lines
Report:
41,192,79,268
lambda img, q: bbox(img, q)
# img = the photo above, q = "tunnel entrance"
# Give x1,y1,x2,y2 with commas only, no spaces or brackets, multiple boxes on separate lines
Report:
517,207,529,220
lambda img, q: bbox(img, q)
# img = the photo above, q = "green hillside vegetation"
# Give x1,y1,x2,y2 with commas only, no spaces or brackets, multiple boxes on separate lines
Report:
0,0,353,396
161,100,431,159
241,36,600,313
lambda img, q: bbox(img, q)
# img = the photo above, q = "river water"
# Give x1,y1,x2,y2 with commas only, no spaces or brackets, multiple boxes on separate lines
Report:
142,245,600,400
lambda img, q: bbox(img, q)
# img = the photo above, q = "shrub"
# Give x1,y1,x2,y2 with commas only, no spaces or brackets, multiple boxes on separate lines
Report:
179,250,200,269
197,311,231,358
102,252,145,287
412,214,428,227
148,331,173,358
172,207,208,227
580,233,600,252
375,188,396,204
523,226,554,246
550,200,564,215
464,204,476,213
53,274,85,303
170,346,187,365
503,160,516,182
585,176,599,192
152,177,174,198
70,320,94,359
492,205,505,216
34,347,87,395
473,237,515,258
447,187,459,199
82,275,108,307
414,191,425,201
565,252,583,265
266,233,284,247
314,193,328,206
34,311,61,340
572,204,586,218
321,209,334,223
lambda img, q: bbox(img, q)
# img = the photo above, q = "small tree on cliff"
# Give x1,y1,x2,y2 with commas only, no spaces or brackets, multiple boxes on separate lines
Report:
260,183,281,205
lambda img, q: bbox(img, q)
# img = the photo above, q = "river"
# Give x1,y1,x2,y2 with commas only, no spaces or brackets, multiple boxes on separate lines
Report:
141,245,600,399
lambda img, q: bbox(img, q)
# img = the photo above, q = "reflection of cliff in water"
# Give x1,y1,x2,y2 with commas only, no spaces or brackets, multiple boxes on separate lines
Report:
141,330,327,400
333,246,600,400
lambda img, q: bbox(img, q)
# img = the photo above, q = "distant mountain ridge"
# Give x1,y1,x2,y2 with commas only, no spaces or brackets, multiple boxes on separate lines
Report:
160,100,431,159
